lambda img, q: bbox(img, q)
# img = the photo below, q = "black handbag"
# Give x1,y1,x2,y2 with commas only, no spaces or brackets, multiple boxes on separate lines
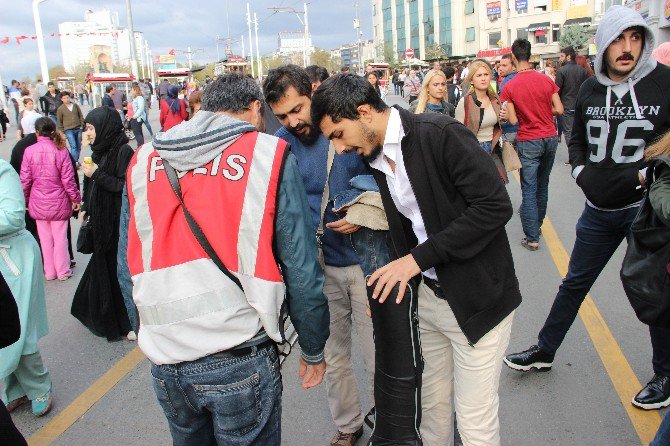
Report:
620,158,670,328
76,215,94,254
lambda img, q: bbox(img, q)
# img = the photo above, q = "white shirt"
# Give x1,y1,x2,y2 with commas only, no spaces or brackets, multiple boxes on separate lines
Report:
369,107,437,280
20,110,41,135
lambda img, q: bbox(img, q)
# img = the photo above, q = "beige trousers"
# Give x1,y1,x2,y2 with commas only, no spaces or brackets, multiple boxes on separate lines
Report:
418,282,514,446
323,264,375,433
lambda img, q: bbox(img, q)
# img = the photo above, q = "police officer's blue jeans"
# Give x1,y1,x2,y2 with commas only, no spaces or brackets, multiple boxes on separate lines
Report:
151,342,282,446
517,136,558,243
537,205,670,376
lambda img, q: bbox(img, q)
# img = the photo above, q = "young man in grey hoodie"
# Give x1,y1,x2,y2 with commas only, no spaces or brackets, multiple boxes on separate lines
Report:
504,5,670,410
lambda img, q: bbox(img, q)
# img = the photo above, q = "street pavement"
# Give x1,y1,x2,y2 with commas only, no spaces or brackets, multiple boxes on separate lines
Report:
1,95,667,445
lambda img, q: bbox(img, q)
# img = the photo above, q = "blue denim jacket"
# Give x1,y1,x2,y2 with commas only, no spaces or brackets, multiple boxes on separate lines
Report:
332,175,380,211
117,152,329,364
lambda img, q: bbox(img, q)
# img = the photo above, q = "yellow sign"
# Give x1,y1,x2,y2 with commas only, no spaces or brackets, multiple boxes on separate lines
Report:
552,0,562,10
566,5,590,18
159,54,176,64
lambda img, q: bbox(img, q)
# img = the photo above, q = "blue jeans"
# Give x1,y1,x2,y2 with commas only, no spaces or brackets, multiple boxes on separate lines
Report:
117,186,138,332
48,114,57,126
151,342,282,446
64,129,82,162
141,118,153,136
479,140,492,154
517,137,558,243
652,412,670,446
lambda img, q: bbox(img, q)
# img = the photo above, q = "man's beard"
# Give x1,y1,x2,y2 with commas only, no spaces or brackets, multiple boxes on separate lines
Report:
289,123,321,146
607,54,637,79
360,121,383,163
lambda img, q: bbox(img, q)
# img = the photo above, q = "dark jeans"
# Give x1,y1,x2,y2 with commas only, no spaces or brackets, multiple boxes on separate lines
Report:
151,342,282,446
130,119,144,146
117,186,138,332
351,229,422,446
65,128,82,162
537,205,670,376
651,411,670,446
561,110,575,144
517,136,558,243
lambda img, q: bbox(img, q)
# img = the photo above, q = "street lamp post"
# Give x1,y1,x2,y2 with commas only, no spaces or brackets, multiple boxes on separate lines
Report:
246,3,256,77
32,0,50,83
125,0,139,79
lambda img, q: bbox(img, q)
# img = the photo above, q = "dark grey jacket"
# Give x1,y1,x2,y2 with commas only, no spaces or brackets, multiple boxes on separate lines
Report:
555,62,589,110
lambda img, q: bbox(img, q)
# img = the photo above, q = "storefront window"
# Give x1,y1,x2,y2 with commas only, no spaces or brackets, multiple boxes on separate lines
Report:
535,30,547,44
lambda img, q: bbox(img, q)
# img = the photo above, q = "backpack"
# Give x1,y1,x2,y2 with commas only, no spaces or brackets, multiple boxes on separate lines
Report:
620,157,670,328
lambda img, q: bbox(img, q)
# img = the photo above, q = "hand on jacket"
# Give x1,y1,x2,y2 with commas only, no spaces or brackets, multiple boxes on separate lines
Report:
81,162,98,178
368,254,421,304
299,358,326,390
326,217,360,234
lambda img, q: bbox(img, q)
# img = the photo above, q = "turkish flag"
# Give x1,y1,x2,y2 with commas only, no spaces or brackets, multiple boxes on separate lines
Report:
15,36,27,45
169,48,175,55
0,37,9,44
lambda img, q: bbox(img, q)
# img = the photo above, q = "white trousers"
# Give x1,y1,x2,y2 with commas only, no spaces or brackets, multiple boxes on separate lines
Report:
418,282,514,446
323,264,375,433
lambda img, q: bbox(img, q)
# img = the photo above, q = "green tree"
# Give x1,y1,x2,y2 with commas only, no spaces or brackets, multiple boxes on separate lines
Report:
425,43,446,60
382,43,396,63
311,49,332,70
559,25,590,50
72,64,94,84
48,65,70,80
194,63,216,83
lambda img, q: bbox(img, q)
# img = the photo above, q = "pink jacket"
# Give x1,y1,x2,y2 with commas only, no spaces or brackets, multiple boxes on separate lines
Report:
21,136,81,221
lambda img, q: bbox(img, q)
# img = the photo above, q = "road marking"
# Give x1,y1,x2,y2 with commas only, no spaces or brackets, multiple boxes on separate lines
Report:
28,347,146,446
512,171,661,444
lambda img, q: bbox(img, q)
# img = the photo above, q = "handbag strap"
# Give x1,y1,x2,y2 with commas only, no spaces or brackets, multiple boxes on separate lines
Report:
162,158,243,291
316,143,336,243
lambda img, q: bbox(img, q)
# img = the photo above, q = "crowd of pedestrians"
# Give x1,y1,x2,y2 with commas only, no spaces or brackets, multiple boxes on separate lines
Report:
1,4,670,446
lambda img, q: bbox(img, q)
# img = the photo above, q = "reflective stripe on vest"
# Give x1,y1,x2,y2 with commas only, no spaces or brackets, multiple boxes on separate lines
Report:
127,132,288,364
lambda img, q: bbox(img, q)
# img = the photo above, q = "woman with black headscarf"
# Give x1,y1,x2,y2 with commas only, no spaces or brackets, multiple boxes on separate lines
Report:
71,107,133,341
159,85,188,131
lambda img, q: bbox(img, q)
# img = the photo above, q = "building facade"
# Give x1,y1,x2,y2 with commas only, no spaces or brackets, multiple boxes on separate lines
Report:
59,9,145,73
371,0,644,63
624,0,670,43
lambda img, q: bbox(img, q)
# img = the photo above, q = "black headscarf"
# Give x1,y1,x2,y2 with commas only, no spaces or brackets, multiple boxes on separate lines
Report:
84,107,129,252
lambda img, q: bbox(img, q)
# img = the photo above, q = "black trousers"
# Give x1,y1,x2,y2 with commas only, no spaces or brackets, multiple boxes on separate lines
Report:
130,119,144,146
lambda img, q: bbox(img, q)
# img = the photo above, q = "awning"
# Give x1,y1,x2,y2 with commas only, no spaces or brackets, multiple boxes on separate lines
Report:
563,17,591,26
527,22,550,32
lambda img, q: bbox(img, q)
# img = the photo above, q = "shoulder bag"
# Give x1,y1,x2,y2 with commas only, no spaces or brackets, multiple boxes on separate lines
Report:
316,143,336,270
620,158,670,328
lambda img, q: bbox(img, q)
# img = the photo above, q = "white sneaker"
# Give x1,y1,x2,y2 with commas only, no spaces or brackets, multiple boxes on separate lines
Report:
127,331,137,341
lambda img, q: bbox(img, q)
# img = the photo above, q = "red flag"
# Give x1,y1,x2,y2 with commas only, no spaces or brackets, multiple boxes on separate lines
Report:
50,33,55,37
0,37,9,44
31,36,37,40
168,48,175,55
15,36,27,45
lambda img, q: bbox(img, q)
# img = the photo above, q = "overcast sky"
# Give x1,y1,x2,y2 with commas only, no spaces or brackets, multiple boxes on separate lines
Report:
1,0,372,82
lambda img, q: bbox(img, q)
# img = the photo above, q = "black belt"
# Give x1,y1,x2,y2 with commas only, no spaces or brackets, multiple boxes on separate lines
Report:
228,338,275,358
423,276,446,300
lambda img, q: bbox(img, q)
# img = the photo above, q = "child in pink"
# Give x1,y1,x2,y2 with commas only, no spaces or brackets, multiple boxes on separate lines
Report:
20,118,81,281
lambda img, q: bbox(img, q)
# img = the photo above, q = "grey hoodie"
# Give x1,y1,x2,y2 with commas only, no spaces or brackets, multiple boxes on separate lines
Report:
152,110,255,171
594,5,657,122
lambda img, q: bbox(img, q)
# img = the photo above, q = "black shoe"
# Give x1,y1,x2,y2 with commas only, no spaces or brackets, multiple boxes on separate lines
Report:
632,374,670,410
503,345,554,372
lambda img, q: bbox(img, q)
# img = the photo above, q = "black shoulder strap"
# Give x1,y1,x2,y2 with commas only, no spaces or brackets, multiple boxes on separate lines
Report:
162,158,243,291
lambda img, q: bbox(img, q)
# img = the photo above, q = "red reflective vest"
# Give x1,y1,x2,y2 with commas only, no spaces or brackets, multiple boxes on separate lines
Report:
127,131,288,365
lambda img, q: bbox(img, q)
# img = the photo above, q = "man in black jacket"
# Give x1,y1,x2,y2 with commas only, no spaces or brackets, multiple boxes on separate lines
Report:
504,5,670,411
555,46,589,151
311,73,522,446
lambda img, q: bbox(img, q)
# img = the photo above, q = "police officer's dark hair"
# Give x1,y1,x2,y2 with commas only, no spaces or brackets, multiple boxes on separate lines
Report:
305,65,330,84
311,74,388,127
512,39,532,62
561,46,576,62
201,72,262,113
262,64,313,105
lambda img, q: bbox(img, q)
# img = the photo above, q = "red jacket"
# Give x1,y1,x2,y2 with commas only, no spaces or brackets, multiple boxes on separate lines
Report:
159,99,189,131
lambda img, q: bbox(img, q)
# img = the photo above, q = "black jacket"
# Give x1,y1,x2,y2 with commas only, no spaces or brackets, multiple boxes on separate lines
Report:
41,92,62,115
372,106,521,344
570,64,670,209
555,62,589,110
0,271,20,348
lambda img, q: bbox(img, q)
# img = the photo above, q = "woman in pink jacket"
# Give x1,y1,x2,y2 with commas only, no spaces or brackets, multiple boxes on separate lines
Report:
21,118,81,281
